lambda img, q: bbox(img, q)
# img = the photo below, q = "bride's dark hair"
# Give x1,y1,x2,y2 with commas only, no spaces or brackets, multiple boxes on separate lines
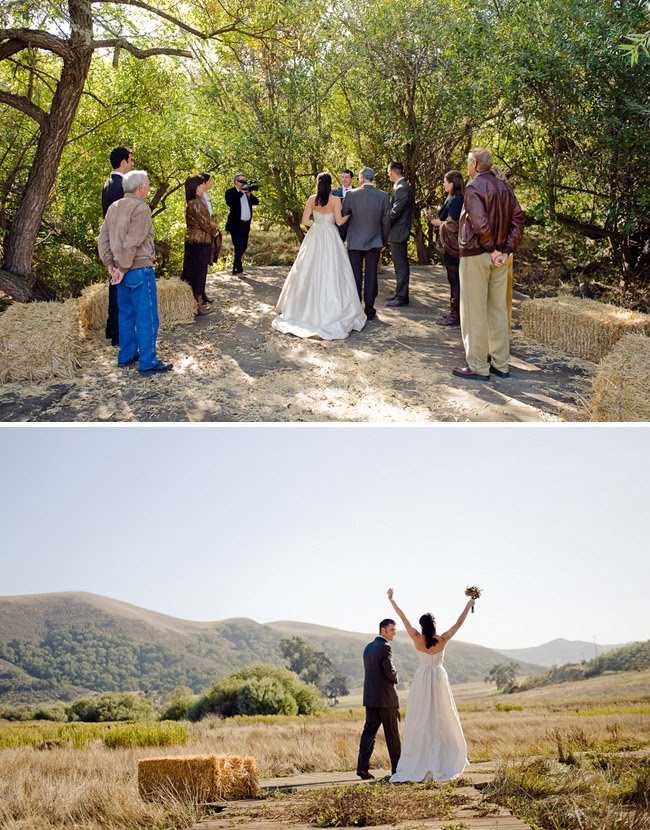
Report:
419,613,438,649
315,172,332,207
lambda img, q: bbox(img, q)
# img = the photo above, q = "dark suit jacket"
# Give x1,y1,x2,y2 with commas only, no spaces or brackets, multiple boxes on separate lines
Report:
362,636,399,708
102,173,124,217
388,179,414,244
332,186,355,199
342,185,391,250
225,187,259,232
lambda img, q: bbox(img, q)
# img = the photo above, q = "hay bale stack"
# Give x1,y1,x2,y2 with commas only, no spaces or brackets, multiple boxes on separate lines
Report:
0,299,81,383
79,278,195,333
79,282,107,332
156,277,195,327
591,334,650,421
138,755,258,803
520,296,650,362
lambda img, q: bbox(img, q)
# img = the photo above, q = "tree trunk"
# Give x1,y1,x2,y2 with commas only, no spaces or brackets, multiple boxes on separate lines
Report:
0,0,93,301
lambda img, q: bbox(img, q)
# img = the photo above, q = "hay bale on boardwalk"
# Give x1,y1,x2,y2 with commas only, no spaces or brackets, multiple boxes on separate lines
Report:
520,296,650,362
0,299,81,383
591,334,650,421
138,755,258,803
79,278,195,333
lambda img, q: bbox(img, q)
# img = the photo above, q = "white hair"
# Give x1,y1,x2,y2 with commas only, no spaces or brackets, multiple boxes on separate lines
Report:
123,170,149,193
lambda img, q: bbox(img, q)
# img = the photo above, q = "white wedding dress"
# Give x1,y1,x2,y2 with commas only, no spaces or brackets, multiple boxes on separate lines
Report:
272,211,366,340
390,649,468,783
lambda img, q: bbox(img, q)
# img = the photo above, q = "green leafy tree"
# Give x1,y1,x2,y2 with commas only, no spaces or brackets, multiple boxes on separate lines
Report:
325,676,349,706
485,663,519,692
66,691,155,722
280,636,333,691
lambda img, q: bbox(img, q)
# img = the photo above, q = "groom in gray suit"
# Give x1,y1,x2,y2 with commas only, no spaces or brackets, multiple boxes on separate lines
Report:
342,167,391,321
356,618,401,778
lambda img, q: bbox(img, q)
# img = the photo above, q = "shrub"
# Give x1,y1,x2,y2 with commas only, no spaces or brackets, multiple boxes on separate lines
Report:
192,664,325,720
66,692,156,722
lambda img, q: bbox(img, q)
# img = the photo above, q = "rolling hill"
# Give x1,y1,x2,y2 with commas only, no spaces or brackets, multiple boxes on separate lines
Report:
496,637,627,667
0,592,545,704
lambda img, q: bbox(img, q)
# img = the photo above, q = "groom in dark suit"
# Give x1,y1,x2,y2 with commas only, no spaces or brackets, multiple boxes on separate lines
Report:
342,167,391,321
356,618,401,779
101,146,133,346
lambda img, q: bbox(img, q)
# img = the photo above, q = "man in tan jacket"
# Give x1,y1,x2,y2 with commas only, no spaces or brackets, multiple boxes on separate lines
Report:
98,170,172,374
453,148,524,381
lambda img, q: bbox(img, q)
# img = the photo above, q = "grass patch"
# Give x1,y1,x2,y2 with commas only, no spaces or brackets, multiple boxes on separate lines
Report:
495,703,523,712
485,752,650,830
576,705,650,717
0,720,188,750
292,781,466,827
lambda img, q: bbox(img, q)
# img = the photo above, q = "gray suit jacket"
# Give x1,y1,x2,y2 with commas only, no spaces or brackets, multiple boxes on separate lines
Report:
362,636,399,708
342,185,391,251
388,179,414,244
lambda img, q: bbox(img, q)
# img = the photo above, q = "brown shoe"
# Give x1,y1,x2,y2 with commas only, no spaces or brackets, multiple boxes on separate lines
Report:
197,304,213,316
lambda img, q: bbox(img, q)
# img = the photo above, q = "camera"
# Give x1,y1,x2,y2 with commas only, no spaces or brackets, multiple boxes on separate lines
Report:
241,180,260,192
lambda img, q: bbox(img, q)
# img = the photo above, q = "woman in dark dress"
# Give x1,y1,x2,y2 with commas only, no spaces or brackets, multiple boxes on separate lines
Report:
181,174,220,316
430,171,464,327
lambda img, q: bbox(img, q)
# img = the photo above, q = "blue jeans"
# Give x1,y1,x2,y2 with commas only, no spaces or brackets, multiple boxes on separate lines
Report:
116,266,159,370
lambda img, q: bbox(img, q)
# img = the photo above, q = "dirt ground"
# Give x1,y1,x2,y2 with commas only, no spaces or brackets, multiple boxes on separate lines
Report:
0,265,595,422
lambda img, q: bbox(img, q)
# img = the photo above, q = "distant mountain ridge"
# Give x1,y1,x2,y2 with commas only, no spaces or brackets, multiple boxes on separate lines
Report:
0,592,547,704
495,637,627,667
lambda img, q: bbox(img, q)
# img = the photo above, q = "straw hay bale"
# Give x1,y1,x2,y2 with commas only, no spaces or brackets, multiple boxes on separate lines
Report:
138,755,258,803
79,278,195,333
520,296,650,362
0,299,81,382
156,277,195,327
591,333,650,421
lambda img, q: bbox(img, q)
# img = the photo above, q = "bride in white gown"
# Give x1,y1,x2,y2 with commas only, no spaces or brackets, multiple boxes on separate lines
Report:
272,173,366,340
386,588,476,783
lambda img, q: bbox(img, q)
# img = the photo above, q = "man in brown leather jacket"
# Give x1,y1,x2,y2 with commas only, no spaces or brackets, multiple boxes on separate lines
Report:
453,148,524,381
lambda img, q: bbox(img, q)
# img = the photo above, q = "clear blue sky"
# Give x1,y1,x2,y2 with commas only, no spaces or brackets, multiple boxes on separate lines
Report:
1,426,648,650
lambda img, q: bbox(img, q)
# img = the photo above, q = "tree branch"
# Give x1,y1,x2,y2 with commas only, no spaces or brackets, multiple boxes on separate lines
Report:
0,29,70,59
91,38,192,58
0,40,26,61
88,0,243,40
0,89,49,129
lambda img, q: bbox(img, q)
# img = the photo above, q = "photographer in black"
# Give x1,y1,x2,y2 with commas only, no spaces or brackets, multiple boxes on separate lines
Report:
225,174,260,276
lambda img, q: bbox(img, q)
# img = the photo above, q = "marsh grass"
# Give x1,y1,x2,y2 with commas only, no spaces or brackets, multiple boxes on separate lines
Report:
0,720,188,750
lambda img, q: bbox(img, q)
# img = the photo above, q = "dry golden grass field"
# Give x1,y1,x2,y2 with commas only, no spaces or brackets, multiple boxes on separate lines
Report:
1,670,649,830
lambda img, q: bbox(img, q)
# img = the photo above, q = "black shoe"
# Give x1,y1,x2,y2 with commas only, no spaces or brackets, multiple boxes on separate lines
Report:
436,314,460,327
365,308,377,321
386,297,409,307
111,338,120,347
356,770,375,780
138,360,173,375
452,366,490,381
202,295,213,304
489,364,510,378
118,351,139,367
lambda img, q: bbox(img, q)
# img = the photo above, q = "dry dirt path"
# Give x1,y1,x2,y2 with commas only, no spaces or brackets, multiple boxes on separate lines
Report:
192,763,532,830
0,265,594,422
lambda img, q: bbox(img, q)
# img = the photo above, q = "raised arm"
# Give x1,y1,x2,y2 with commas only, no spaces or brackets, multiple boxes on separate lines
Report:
440,598,475,642
301,195,315,227
387,588,419,640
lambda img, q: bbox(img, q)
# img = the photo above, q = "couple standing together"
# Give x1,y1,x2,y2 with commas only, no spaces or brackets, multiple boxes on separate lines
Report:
357,589,476,783
272,164,413,340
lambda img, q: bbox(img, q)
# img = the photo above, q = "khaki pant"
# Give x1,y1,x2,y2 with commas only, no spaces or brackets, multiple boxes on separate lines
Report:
459,252,509,376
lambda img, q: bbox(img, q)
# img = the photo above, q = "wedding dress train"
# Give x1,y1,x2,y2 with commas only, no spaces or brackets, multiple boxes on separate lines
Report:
390,650,468,783
272,211,366,340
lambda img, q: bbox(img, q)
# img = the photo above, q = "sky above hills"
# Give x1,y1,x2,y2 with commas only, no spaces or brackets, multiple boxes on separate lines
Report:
1,425,648,650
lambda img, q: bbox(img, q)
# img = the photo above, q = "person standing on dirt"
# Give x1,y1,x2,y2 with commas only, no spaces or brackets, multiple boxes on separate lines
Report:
356,618,401,779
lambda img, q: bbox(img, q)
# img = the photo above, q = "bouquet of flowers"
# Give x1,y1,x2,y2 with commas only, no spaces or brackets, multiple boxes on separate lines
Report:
465,585,482,612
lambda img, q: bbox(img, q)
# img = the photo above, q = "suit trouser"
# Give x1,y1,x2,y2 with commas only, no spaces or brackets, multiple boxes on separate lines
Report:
390,240,410,301
459,252,509,376
348,248,381,312
230,221,251,273
106,282,119,344
357,706,401,774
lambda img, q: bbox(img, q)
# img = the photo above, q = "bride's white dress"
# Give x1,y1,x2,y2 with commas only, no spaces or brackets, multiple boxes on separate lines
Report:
390,649,468,783
272,211,366,339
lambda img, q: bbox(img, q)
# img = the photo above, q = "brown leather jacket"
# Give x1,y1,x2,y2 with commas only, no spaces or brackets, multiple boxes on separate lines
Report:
185,198,219,245
459,170,524,257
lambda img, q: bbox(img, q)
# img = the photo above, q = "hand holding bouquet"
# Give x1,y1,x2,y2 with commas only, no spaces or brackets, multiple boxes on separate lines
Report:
465,585,482,613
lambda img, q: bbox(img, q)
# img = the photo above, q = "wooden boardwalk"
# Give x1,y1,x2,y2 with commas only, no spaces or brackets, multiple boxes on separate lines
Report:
191,764,533,830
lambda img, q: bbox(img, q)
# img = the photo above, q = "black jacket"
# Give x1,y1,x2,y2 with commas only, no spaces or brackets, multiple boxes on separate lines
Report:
102,173,124,217
388,179,414,244
225,187,259,232
362,636,399,708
